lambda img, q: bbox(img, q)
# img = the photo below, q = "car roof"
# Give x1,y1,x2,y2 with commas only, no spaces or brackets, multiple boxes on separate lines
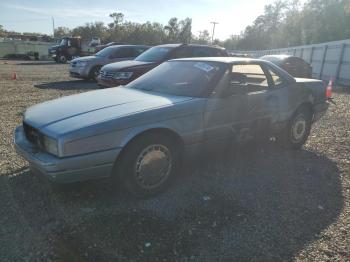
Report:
155,43,183,48
170,57,262,64
169,57,297,82
260,54,298,63
106,45,150,49
153,43,226,50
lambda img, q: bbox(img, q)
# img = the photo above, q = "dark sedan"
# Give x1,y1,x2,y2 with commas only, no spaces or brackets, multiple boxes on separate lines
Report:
97,43,228,88
260,55,312,78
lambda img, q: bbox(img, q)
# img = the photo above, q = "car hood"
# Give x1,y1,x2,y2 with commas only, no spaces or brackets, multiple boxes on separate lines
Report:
49,45,59,51
50,44,60,49
101,60,155,72
24,87,194,136
71,56,97,63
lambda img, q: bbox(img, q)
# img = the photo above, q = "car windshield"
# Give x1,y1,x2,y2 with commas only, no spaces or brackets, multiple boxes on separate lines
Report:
135,46,174,62
126,61,225,97
59,38,68,46
95,46,117,57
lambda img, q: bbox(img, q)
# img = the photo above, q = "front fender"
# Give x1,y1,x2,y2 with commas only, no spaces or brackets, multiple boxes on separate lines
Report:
118,123,181,148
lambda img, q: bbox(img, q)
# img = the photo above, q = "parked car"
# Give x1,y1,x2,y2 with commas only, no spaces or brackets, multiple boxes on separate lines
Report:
14,58,330,197
69,45,149,81
97,43,228,88
260,55,313,78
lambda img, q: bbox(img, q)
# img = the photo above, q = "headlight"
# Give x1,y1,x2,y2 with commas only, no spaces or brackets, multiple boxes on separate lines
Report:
42,136,58,156
76,61,88,67
113,72,133,80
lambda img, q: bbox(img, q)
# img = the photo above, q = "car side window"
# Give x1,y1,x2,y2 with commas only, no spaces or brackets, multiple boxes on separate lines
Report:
133,47,147,57
231,64,269,92
109,49,122,58
211,48,227,57
170,47,192,59
121,48,135,58
191,47,212,57
266,67,284,87
110,48,134,58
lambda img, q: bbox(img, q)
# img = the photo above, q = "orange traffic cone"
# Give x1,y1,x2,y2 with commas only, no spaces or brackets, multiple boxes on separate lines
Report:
11,72,17,80
326,77,333,98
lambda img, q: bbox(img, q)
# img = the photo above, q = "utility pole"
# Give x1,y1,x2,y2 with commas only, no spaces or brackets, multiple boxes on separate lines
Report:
210,21,218,44
52,17,55,38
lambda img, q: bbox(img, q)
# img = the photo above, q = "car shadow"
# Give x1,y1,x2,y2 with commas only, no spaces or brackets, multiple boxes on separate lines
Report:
3,142,343,261
17,61,58,66
35,80,98,90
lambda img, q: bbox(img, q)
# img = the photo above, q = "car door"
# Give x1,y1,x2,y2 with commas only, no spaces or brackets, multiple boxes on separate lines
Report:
261,64,292,133
234,63,279,139
203,63,275,145
202,71,247,151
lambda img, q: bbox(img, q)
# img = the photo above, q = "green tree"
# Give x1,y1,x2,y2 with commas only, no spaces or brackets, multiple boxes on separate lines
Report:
193,30,211,44
178,18,192,43
234,0,350,50
164,17,180,42
0,25,6,37
54,27,71,38
109,12,124,28
72,22,107,42
223,35,241,50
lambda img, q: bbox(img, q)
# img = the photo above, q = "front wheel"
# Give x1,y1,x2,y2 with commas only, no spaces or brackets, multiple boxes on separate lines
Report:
277,106,312,149
58,55,67,63
89,66,101,82
116,133,179,198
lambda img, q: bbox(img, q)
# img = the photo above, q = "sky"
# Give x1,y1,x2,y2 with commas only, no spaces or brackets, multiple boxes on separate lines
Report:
0,0,277,40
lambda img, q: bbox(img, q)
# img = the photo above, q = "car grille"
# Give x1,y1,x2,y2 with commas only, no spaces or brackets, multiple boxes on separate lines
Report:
23,122,43,148
99,70,115,79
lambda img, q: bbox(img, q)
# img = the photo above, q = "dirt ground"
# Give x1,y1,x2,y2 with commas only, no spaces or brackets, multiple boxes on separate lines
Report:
0,60,349,261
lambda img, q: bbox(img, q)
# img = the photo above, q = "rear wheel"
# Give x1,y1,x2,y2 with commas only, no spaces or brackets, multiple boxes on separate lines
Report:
277,106,312,149
116,133,180,198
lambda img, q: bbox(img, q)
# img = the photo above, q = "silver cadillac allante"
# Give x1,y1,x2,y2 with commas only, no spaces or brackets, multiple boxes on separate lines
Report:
14,57,329,197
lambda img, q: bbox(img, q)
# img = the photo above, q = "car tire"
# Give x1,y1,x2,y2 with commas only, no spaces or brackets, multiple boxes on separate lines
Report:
116,133,180,198
89,66,101,82
277,106,312,150
58,55,67,64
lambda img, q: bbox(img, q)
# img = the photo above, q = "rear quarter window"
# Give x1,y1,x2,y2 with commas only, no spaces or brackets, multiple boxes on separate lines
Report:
191,47,213,57
212,49,228,57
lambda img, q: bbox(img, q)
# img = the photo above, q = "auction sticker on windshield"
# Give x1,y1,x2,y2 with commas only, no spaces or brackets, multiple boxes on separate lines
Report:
194,62,214,72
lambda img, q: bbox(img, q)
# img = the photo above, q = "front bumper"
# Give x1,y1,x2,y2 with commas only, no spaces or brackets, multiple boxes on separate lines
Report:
69,65,90,79
97,77,130,88
14,126,122,183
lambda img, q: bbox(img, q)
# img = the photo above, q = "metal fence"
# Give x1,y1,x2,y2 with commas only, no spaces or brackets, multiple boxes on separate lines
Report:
232,39,350,86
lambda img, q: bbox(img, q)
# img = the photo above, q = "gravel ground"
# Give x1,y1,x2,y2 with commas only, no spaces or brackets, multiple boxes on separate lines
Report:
0,60,349,261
